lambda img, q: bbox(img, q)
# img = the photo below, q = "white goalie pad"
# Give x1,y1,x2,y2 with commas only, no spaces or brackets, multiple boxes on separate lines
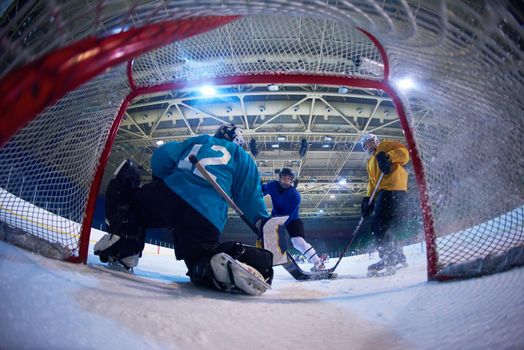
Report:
93,233,120,254
211,253,271,296
262,216,289,266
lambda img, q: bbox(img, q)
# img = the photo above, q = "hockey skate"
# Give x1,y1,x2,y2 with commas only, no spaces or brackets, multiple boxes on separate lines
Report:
367,253,397,277
105,255,139,272
210,252,271,296
395,253,408,268
393,247,408,268
310,260,325,272
367,261,396,277
94,233,140,270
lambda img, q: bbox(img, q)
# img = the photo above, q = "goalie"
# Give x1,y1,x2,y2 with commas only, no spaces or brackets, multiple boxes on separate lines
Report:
95,124,274,296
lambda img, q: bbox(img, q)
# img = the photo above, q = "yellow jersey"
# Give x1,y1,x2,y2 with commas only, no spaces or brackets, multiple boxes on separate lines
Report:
366,140,409,196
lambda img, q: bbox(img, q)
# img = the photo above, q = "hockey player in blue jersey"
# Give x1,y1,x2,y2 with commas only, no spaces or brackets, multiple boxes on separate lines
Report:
262,168,325,271
94,125,275,295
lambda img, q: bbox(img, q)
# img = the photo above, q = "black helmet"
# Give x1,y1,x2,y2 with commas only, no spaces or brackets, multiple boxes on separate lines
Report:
279,168,295,179
214,124,244,145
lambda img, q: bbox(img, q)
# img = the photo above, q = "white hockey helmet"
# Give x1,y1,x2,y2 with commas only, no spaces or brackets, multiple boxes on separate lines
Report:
360,134,379,155
214,124,244,146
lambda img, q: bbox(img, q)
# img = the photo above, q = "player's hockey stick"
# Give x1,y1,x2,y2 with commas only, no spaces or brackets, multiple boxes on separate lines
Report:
189,154,334,280
325,172,385,272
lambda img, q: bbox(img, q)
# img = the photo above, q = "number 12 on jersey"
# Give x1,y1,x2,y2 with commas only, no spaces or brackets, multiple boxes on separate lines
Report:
178,144,232,181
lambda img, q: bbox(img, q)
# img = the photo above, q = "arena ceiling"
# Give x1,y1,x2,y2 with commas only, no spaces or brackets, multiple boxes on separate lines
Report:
0,1,422,221
104,82,408,219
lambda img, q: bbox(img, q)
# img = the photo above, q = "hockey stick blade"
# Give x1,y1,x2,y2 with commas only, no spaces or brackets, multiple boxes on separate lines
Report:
282,254,337,281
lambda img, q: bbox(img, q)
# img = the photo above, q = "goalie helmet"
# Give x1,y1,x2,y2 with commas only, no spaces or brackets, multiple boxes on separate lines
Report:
360,134,379,155
214,124,244,146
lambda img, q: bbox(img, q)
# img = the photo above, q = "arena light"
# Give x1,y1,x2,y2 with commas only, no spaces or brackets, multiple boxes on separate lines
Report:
199,85,217,96
394,77,416,91
156,140,164,146
338,179,347,185
109,26,130,34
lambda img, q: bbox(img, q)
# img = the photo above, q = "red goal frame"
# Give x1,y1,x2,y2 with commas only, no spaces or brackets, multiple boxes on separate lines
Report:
0,17,438,279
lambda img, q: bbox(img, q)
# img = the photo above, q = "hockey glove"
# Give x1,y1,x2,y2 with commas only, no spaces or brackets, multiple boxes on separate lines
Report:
361,197,375,218
376,152,392,175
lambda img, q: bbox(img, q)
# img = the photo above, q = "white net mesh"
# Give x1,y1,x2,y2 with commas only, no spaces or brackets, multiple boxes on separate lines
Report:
0,1,522,277
0,64,130,255
133,16,383,85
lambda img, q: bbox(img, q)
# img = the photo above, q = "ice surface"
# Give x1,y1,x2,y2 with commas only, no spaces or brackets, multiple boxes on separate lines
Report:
0,238,523,349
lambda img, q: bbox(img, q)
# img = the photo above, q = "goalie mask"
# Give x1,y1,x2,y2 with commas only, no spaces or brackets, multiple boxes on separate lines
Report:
214,124,244,146
360,134,379,155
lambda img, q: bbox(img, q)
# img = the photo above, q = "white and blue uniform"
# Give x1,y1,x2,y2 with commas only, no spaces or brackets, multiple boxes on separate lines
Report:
151,134,269,232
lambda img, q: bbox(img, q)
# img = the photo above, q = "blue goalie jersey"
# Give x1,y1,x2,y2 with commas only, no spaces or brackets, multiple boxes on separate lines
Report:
151,134,269,232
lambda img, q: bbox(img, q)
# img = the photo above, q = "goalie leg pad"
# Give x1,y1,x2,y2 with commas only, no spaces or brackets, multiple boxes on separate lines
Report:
210,253,271,296
210,241,274,285
235,244,274,285
187,242,273,294
105,159,142,240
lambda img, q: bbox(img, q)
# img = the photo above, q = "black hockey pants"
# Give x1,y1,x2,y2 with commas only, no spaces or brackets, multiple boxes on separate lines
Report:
132,180,221,265
371,190,406,258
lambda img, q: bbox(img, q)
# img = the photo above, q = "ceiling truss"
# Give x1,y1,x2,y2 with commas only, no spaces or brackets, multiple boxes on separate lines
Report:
106,83,405,218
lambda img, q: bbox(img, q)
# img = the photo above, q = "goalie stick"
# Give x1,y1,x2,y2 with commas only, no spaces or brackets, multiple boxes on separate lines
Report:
189,154,334,281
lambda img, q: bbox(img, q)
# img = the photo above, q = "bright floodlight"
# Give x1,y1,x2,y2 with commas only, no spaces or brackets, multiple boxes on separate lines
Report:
200,85,217,96
338,179,347,185
156,140,165,146
394,77,415,91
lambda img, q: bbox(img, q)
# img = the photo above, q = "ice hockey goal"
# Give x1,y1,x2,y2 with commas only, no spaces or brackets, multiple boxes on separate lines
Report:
0,1,522,280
